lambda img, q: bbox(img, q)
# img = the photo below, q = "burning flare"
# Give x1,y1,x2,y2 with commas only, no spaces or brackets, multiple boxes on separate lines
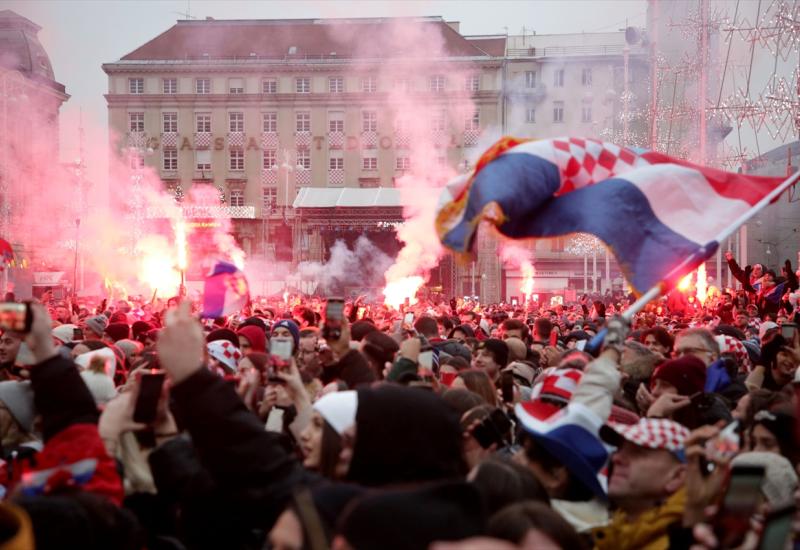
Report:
520,260,535,304
383,276,424,310
677,272,693,292
696,263,708,304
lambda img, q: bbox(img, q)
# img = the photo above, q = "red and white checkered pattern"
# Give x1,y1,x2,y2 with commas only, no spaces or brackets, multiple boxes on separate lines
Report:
227,132,245,148
261,169,278,186
160,132,178,148
295,168,311,186
328,169,345,185
207,340,242,372
715,335,751,373
261,132,279,150
432,130,450,149
295,132,312,148
606,418,689,454
550,137,650,195
127,132,147,148
394,132,410,149
361,130,378,149
194,132,212,149
328,131,344,149
530,368,583,403
463,129,480,147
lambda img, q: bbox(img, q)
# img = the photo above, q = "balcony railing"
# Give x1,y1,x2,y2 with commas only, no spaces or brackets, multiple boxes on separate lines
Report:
328,168,345,186
261,131,278,150
227,131,245,148
328,131,345,149
160,132,178,148
507,44,636,58
126,131,147,148
194,132,212,149
295,168,311,185
360,130,378,149
463,128,480,147
146,205,256,219
394,132,410,149
261,168,278,185
295,131,312,148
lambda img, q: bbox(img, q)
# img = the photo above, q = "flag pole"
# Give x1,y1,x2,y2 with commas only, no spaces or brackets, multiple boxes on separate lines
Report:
621,168,800,321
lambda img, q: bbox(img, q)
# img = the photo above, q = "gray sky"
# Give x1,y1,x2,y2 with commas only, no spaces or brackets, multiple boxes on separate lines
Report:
5,0,647,175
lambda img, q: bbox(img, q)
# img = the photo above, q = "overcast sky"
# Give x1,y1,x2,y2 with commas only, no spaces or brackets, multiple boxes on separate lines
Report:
5,0,648,172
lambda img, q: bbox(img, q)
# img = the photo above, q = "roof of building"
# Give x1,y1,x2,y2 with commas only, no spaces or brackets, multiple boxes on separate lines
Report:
119,16,492,61
466,36,507,57
0,10,65,92
293,187,403,208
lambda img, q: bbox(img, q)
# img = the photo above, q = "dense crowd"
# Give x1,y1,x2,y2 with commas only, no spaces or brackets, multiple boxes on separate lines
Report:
0,252,796,549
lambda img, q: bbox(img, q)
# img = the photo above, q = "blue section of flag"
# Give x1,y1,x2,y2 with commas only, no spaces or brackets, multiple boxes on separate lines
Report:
441,152,717,294
201,261,249,319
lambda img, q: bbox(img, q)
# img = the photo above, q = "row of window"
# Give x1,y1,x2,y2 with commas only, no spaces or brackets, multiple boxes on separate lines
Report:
523,67,592,89
129,110,480,134
128,74,482,95
150,148,418,173
524,102,593,124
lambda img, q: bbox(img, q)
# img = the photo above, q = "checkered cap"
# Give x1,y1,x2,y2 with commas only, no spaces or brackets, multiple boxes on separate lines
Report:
602,418,690,455
207,340,243,373
529,368,583,404
714,334,751,372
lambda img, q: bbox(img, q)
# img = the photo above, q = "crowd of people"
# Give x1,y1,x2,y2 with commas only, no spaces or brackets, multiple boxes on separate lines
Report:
0,252,795,549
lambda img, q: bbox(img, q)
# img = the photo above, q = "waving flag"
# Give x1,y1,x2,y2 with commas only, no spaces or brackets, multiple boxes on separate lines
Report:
436,137,791,295
201,261,250,318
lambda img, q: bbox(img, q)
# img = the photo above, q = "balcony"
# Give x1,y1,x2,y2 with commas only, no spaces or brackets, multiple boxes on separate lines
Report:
193,170,213,181
194,132,212,149
261,168,278,185
146,204,256,219
126,131,147,149
227,131,245,148
295,131,312,148
360,130,378,149
328,131,345,149
394,132,410,150
463,128,480,147
261,131,278,150
328,168,344,186
295,168,312,185
160,132,178,148
431,130,450,149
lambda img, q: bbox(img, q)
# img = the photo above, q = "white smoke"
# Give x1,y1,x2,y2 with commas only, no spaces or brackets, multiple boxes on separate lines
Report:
297,236,393,296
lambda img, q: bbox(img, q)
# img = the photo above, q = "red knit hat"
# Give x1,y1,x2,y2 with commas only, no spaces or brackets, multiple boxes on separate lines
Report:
650,356,707,396
237,325,267,354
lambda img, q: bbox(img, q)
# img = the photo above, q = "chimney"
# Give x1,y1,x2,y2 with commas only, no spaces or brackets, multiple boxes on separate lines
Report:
446,21,460,33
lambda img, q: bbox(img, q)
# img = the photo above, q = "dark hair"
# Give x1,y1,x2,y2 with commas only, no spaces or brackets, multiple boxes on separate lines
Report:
521,434,594,501
457,370,498,406
294,307,316,328
470,457,550,516
361,331,400,378
501,319,529,340
319,419,344,480
441,356,469,371
488,501,587,550
533,318,552,340
81,340,108,352
441,388,484,417
437,316,455,334
413,316,439,338
641,327,674,353
448,324,475,340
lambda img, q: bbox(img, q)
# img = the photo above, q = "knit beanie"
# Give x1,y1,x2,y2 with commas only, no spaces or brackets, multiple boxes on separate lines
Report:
650,356,707,396
236,325,267,354
272,319,300,351
104,323,130,343
84,315,108,338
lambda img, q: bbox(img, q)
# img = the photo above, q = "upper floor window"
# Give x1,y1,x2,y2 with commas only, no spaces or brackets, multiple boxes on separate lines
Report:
553,101,564,123
162,112,178,133
129,112,144,132
229,112,244,132
581,104,592,123
582,68,592,87
297,149,311,169
526,108,536,123
229,150,245,171
263,149,277,170
394,78,412,92
196,113,211,133
525,71,536,88
362,111,377,132
162,148,178,171
196,78,211,94
230,190,245,206
163,78,177,94
295,77,311,93
361,76,377,93
465,110,480,131
129,78,144,94
262,112,277,133
329,111,344,133
329,76,344,93
296,112,311,133
429,75,446,92
262,78,277,94
465,74,480,92
553,69,564,88
229,78,244,94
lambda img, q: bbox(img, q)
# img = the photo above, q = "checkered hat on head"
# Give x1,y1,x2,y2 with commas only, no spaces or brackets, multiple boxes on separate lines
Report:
714,334,751,372
207,340,242,373
601,418,690,462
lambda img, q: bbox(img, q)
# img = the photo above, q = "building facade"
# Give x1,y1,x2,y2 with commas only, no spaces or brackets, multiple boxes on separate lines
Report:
105,17,655,301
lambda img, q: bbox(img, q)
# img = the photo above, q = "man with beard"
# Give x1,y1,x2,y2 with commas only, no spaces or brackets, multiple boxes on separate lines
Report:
0,330,21,380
